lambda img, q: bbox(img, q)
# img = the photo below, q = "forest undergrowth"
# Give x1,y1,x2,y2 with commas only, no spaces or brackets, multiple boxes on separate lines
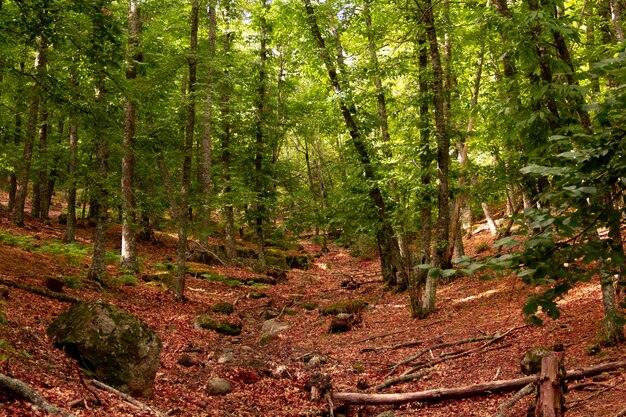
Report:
0,198,624,417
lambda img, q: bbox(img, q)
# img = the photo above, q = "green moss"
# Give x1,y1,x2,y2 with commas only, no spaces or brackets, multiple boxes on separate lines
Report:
249,292,267,299
264,248,289,269
300,302,318,311
258,333,277,345
320,299,367,316
211,302,234,315
195,315,242,336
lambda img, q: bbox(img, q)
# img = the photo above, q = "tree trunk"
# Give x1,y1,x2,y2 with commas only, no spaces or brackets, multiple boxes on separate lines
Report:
9,61,25,213
420,0,450,318
303,0,404,288
199,0,217,246
32,97,49,219
175,0,199,301
12,42,46,227
120,0,142,273
254,0,269,270
410,35,432,317
63,117,78,243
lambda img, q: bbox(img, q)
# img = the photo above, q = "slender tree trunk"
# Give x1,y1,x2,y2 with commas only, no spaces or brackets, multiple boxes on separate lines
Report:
63,118,78,243
219,7,237,260
9,61,25,213
12,42,46,227
120,0,142,273
420,0,451,318
199,0,217,245
31,96,49,219
410,35,432,317
303,0,404,288
609,0,625,41
174,0,199,301
364,0,408,288
254,0,269,270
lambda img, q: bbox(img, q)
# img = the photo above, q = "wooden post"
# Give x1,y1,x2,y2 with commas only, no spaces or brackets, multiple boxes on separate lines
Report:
536,352,565,417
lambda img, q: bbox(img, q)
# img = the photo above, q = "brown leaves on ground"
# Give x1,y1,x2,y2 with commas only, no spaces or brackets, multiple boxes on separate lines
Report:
0,201,624,417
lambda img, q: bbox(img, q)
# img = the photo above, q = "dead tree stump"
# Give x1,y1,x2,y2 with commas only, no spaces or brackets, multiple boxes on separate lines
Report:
535,352,565,417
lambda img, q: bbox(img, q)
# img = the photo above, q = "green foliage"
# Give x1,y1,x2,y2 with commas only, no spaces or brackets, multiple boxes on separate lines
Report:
348,234,378,261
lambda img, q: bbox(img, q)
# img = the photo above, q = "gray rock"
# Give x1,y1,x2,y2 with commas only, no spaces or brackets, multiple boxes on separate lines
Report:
375,412,395,417
206,378,233,396
47,301,162,398
261,319,290,336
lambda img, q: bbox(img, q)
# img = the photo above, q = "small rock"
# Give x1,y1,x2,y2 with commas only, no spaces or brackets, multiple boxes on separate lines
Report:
218,350,233,364
375,411,395,417
261,319,290,336
205,378,232,396
177,354,198,367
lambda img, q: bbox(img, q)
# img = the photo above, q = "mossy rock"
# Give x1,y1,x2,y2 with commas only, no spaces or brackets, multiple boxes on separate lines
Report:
249,291,268,299
236,246,257,259
286,254,311,270
320,299,368,316
520,346,552,375
47,301,162,398
211,302,234,315
194,315,242,336
264,248,289,270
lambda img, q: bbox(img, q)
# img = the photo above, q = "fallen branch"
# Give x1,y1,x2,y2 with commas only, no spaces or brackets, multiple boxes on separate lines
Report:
495,383,535,417
385,334,494,377
396,326,524,376
0,278,80,303
333,360,626,406
0,373,76,417
91,379,166,417
374,368,434,392
361,333,447,353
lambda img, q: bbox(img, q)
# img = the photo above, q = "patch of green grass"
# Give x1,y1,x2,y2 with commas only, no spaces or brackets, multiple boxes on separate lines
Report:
0,232,35,249
154,263,175,271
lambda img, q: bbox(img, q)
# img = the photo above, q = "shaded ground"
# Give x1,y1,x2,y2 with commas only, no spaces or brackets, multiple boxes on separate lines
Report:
0,199,624,416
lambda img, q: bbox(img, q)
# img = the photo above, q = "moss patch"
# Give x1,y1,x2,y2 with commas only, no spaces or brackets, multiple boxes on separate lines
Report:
194,315,242,336
211,302,234,315
320,299,367,316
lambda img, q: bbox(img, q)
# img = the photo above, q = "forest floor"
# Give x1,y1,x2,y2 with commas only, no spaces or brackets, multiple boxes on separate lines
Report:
0,197,625,417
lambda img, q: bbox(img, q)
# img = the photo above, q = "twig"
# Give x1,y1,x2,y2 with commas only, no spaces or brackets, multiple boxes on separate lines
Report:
616,406,626,417
568,384,618,409
356,329,409,344
0,373,76,417
91,379,166,417
495,383,535,417
361,333,447,353
75,364,102,405
384,334,494,377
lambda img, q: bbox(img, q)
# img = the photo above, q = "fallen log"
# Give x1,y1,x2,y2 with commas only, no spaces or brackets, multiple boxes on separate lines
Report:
333,360,626,406
0,373,76,417
0,277,80,303
91,379,166,417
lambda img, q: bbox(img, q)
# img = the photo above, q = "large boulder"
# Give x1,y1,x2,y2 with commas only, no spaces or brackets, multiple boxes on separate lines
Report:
47,301,162,398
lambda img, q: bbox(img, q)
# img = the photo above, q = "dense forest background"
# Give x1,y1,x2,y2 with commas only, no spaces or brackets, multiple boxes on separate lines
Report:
1,0,626,384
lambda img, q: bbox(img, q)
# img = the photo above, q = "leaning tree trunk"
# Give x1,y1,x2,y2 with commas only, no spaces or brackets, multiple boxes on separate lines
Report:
420,0,450,319
303,0,404,288
120,0,142,273
32,96,49,220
